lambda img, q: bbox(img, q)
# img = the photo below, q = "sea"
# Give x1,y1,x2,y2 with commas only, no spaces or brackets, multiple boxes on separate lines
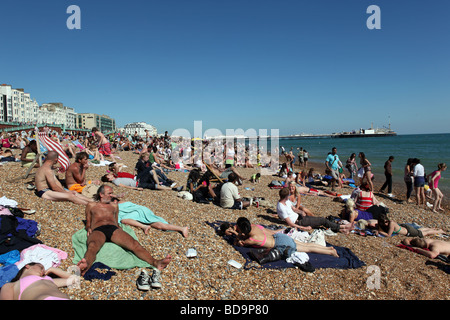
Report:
275,133,450,194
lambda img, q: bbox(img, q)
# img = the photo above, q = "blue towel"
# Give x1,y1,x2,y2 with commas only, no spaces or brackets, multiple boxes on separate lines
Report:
207,221,365,270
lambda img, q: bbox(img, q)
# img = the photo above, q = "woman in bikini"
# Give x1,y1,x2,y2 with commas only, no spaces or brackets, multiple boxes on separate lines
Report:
0,263,77,300
287,181,314,216
373,213,445,238
223,217,339,257
359,152,373,191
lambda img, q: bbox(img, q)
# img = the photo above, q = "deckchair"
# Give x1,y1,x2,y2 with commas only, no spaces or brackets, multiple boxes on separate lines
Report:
203,161,224,183
37,130,70,173
8,131,44,182
8,130,70,182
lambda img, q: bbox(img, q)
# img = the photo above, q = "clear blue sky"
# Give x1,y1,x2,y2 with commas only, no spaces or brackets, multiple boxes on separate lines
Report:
1,0,449,136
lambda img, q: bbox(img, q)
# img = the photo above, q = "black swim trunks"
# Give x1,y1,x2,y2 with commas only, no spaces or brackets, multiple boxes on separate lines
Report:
36,188,50,198
94,225,118,242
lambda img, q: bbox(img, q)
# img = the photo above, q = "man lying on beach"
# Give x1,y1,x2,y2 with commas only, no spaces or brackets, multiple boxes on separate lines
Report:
101,170,182,192
401,237,450,259
65,151,101,193
277,187,354,234
35,151,94,206
76,185,172,283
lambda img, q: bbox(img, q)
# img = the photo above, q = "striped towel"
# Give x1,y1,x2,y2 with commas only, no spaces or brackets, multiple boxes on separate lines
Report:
38,132,70,173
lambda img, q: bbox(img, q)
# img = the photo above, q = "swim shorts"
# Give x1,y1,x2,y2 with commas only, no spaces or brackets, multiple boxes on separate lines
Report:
93,225,118,242
98,143,112,156
36,189,50,198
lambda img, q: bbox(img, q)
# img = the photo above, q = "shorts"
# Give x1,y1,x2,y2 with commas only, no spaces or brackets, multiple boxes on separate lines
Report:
414,176,425,187
230,200,243,210
400,224,424,238
273,233,296,257
99,143,112,156
36,189,50,198
93,225,118,242
330,169,340,180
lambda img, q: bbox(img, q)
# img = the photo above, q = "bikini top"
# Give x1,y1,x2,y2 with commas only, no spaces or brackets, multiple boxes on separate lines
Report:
19,275,55,300
249,225,267,248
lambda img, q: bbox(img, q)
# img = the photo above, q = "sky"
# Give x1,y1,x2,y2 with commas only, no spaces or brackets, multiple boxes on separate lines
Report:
1,0,449,136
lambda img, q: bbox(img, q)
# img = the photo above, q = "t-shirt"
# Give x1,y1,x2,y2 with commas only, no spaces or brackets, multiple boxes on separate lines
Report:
326,153,340,171
220,182,240,208
413,164,425,177
276,200,299,223
112,177,136,187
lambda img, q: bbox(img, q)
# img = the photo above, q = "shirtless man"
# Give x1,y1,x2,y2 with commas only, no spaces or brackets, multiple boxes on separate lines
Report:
65,151,100,193
35,151,94,205
76,185,172,276
92,127,114,160
402,237,450,259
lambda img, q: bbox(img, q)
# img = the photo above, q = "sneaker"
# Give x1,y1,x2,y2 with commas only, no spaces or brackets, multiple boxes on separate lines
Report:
170,182,177,188
136,269,150,291
388,193,394,198
150,269,162,289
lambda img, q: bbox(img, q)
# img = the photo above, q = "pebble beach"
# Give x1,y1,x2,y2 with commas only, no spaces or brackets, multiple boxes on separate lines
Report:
1,150,449,302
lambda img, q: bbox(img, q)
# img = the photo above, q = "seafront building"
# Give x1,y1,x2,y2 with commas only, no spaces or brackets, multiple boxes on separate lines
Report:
122,122,157,137
0,84,39,123
1,83,117,133
76,113,116,133
38,103,77,129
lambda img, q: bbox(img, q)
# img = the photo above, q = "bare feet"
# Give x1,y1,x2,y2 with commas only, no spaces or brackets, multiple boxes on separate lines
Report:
144,226,152,235
77,258,89,276
340,222,354,234
154,255,172,271
331,248,339,258
181,227,189,238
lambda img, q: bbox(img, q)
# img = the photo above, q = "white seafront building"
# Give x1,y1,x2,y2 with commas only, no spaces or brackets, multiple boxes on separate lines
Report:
38,103,77,129
1,83,116,132
123,122,157,137
0,84,39,123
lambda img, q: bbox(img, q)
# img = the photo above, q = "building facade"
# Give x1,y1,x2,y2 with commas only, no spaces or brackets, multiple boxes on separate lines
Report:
123,122,157,137
38,103,77,129
2,84,116,133
77,113,116,132
0,84,39,123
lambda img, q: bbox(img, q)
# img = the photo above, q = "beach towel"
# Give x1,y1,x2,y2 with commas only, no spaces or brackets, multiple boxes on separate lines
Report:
207,221,365,270
72,224,151,270
83,262,116,281
16,244,67,270
118,202,168,225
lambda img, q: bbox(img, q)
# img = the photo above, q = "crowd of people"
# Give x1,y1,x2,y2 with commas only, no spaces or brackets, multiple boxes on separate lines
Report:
0,128,448,300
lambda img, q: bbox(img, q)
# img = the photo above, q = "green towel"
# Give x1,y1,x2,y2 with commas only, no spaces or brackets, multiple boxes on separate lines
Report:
72,224,152,270
118,202,168,225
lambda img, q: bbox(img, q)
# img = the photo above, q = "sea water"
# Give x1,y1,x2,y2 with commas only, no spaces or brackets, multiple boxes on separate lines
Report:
276,133,450,194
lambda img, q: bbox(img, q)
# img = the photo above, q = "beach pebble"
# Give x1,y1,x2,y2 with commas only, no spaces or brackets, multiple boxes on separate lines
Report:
2,151,449,301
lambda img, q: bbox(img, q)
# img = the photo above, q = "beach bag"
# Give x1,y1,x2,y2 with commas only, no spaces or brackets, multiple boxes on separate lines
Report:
177,191,193,201
307,229,326,247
